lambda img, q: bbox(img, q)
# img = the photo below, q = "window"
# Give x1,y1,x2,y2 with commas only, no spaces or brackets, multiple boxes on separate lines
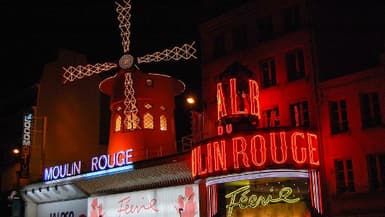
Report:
213,35,225,58
283,5,300,32
125,113,139,130
259,58,276,88
335,159,355,193
146,79,153,87
114,115,122,132
286,49,305,81
256,16,273,42
290,101,309,127
360,92,382,128
262,107,280,128
160,115,167,131
143,113,154,129
329,100,349,134
144,103,152,109
232,25,247,51
367,154,385,191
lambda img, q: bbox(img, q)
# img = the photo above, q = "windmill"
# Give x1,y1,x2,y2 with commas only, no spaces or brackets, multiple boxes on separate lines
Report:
61,0,197,130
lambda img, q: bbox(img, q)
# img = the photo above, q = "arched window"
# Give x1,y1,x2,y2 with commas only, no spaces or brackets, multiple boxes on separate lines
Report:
125,113,139,130
160,115,167,131
143,113,154,129
114,115,122,132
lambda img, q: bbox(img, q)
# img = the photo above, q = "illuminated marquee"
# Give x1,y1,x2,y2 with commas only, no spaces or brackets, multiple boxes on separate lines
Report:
191,130,319,178
191,76,320,178
44,148,133,181
44,161,82,181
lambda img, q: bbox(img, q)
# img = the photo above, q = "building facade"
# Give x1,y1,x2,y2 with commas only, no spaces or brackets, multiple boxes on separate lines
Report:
319,65,385,216
14,1,385,217
197,0,385,217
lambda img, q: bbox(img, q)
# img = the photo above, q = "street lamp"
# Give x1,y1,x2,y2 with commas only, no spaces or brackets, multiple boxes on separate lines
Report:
12,148,20,155
186,96,196,105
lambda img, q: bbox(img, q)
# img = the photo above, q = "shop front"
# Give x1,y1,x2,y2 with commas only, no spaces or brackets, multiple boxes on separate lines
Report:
21,153,194,217
191,129,323,217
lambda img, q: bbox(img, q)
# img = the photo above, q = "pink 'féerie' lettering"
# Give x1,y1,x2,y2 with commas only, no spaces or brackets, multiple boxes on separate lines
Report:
117,196,159,217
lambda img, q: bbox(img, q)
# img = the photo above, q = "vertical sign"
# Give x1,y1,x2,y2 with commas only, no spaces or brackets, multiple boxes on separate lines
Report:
20,113,32,178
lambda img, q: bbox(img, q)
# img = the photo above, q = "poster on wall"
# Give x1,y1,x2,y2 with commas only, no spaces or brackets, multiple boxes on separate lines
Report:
37,198,87,217
88,184,200,217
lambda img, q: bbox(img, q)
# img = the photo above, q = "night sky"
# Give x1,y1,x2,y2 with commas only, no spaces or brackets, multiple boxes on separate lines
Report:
0,0,201,104
2,0,382,166
0,0,204,160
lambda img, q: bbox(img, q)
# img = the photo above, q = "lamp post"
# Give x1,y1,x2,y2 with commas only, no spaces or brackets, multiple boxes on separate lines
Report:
185,93,204,146
12,148,20,156
186,95,196,105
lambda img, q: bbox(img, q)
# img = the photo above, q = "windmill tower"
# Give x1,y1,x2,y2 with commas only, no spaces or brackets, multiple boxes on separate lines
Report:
61,0,197,162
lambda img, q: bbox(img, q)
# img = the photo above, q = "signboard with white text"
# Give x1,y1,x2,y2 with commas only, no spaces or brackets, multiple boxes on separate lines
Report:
37,198,87,217
88,184,199,217
20,113,33,178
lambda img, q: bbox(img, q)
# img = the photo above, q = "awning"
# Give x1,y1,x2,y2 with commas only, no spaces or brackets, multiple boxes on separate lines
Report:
21,155,193,204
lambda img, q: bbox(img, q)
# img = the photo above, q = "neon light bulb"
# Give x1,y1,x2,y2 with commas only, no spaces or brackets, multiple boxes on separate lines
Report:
225,124,233,134
82,164,133,178
216,82,227,120
270,132,288,164
191,148,197,177
316,171,323,214
248,79,260,119
250,134,267,166
205,169,309,186
291,132,307,164
230,78,241,115
217,125,224,136
232,137,250,169
307,133,320,166
213,140,227,172
197,146,207,175
207,143,213,173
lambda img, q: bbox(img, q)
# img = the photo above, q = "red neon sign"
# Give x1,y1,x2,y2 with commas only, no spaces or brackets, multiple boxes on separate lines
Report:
216,78,260,121
191,130,320,178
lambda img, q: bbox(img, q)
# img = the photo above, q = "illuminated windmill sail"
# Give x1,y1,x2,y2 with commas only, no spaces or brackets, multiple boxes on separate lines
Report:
62,0,197,129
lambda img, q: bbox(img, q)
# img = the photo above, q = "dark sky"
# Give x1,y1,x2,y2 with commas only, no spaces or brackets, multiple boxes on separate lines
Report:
0,0,201,98
0,0,203,155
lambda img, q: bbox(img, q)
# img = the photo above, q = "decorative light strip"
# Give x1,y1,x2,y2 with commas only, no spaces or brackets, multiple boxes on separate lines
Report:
62,62,117,83
115,0,132,53
123,72,140,129
82,164,134,178
310,169,323,214
309,169,314,208
137,41,197,64
208,184,218,217
316,173,321,212
44,172,84,185
205,169,309,186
